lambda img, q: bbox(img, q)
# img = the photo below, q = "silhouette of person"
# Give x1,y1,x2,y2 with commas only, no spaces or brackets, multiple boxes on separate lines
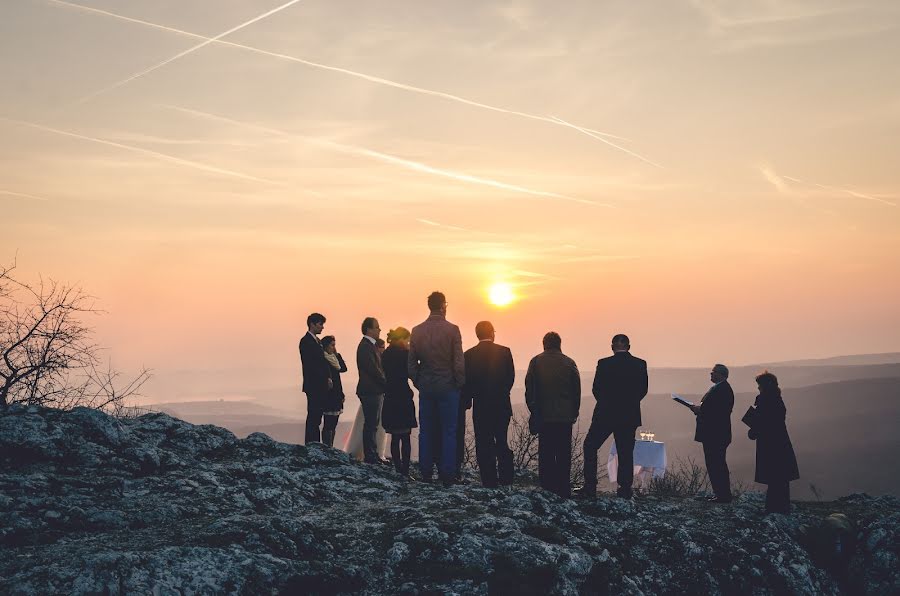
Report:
749,371,800,514
525,332,581,498
463,321,515,488
580,334,648,499
408,292,465,486
320,335,347,448
299,313,331,444
356,317,387,464
381,327,417,477
691,364,735,503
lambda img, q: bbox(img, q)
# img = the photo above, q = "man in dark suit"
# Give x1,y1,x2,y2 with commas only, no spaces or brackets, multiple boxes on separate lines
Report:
580,334,648,499
299,312,331,444
691,363,735,503
357,317,387,464
463,321,516,488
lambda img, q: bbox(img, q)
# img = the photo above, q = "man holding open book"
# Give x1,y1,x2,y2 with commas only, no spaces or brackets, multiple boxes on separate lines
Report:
690,364,735,503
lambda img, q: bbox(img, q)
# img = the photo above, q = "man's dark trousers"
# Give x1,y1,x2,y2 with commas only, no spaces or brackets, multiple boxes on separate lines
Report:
359,393,384,463
305,393,325,444
584,421,637,495
538,422,572,498
703,442,732,500
474,413,513,487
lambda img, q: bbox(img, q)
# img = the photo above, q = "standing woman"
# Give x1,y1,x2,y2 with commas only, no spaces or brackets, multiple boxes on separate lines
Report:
381,327,417,477
749,371,800,514
321,336,347,448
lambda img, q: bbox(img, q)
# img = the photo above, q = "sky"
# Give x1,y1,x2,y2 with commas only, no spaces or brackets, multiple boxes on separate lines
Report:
3,0,900,406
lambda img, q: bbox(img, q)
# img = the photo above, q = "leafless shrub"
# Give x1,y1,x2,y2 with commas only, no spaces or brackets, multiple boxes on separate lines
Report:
0,259,150,411
643,455,710,497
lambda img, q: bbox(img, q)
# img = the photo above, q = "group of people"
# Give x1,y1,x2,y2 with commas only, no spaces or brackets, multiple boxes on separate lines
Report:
299,291,800,514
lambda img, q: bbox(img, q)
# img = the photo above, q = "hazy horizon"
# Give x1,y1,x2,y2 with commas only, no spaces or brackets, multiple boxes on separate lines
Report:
4,0,900,396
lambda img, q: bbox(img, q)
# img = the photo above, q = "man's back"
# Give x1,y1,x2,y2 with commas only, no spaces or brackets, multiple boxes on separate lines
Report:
592,352,648,428
463,341,515,417
525,350,581,424
408,314,465,393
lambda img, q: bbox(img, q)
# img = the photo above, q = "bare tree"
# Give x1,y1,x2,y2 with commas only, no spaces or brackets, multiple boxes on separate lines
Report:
0,259,150,410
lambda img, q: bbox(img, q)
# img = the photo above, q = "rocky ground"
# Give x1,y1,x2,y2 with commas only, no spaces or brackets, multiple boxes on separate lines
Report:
0,405,897,595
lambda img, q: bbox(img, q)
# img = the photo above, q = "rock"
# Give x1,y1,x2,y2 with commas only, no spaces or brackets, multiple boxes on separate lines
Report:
0,405,897,595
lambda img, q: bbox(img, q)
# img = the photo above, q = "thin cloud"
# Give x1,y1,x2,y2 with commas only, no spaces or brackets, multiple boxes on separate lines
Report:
68,0,306,106
162,104,606,206
0,117,279,185
758,164,792,195
49,0,650,160
549,116,664,169
1,190,50,201
782,175,896,207
417,219,477,233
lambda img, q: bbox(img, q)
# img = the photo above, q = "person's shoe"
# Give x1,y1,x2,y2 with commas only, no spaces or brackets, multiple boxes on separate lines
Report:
707,496,733,504
574,486,597,500
616,488,633,500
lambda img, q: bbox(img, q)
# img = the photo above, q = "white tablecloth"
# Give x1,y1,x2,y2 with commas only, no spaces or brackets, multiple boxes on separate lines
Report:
608,440,667,484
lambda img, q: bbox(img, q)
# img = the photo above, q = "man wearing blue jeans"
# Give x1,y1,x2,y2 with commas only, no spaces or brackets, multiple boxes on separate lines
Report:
408,291,465,486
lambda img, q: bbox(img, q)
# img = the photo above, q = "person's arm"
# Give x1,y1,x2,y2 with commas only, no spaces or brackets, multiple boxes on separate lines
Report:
407,337,420,387
461,351,473,410
452,327,465,389
638,359,649,401
524,359,537,416
503,348,515,395
572,362,582,417
336,353,348,373
592,360,603,402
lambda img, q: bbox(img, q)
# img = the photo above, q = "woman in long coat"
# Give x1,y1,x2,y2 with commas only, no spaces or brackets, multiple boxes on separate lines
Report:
320,336,347,448
381,327,417,477
748,371,800,514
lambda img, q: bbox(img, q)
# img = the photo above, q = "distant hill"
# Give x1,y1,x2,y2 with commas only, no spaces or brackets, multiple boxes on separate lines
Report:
758,353,900,367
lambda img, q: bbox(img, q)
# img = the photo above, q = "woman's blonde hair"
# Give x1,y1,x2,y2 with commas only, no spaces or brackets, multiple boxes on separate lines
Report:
387,327,411,344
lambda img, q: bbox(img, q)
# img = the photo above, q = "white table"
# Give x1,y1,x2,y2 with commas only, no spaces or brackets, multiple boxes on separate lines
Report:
608,440,667,486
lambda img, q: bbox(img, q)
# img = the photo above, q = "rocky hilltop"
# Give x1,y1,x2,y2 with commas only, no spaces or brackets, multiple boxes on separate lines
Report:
0,406,897,595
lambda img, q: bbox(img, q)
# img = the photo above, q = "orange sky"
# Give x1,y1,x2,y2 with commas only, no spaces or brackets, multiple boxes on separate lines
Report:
3,0,899,405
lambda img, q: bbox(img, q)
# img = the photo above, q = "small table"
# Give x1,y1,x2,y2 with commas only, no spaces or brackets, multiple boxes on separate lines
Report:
608,440,667,486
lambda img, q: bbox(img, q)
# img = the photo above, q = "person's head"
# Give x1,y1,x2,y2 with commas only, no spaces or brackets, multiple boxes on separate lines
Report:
307,313,326,335
361,317,381,340
475,321,495,341
611,333,630,353
427,291,447,316
543,331,562,351
376,338,386,354
756,370,781,396
711,363,729,384
321,335,336,355
387,327,411,349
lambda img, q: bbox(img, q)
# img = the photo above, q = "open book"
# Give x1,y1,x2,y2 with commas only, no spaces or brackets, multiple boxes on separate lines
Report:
671,394,695,409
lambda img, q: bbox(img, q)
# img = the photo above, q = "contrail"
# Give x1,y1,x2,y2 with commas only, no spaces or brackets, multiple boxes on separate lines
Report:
0,117,278,185
162,105,606,206
68,0,305,106
49,1,646,154
1,190,50,201
549,116,663,169
782,175,896,207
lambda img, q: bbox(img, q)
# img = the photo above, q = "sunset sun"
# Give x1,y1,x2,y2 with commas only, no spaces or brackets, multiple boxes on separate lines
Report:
488,282,516,307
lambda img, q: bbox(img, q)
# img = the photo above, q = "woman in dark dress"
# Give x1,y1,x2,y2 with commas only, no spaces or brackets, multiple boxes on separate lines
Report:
320,336,347,448
381,327,417,477
749,371,800,514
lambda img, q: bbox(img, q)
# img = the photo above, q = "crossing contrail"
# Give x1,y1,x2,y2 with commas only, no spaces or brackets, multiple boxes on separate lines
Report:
549,116,663,169
782,175,896,207
0,117,279,185
49,0,648,157
162,105,606,206
68,0,305,106
1,190,50,201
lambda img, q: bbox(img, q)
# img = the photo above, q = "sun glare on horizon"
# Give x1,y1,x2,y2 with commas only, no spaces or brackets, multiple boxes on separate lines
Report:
488,282,516,307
